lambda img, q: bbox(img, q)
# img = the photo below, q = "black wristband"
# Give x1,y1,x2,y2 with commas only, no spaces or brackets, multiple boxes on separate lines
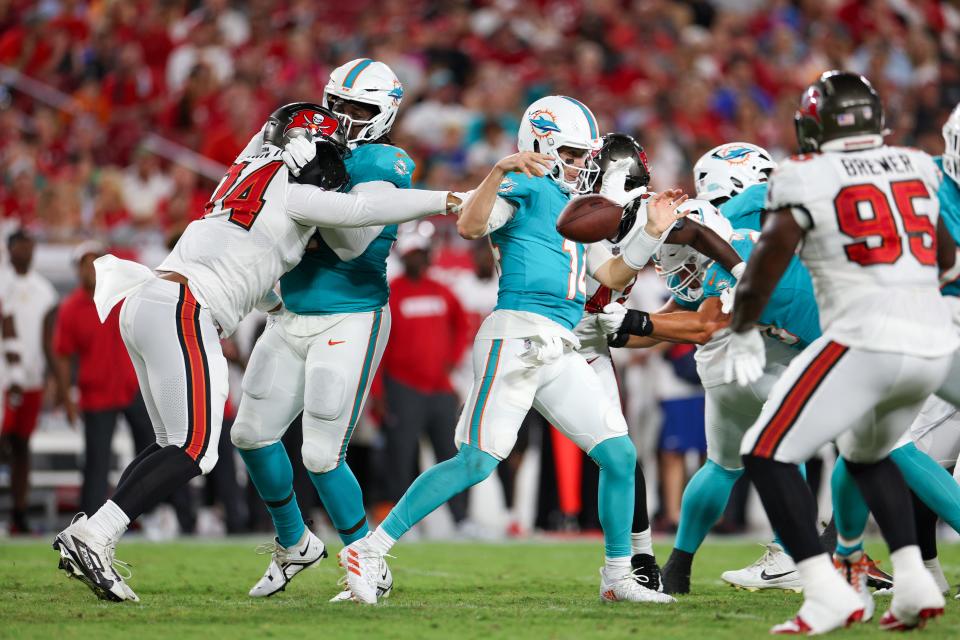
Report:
607,309,654,348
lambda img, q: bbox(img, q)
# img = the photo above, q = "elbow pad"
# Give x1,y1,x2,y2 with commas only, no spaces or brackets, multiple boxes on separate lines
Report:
607,310,653,347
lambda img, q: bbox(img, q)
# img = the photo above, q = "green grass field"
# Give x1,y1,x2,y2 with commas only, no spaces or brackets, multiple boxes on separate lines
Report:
2,539,960,639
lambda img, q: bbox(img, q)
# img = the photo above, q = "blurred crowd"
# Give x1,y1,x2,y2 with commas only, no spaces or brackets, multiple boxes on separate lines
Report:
1,0,958,246
1,0,959,535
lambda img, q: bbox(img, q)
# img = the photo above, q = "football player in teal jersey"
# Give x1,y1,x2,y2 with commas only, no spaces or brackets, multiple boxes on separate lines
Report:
336,95,700,605
229,59,416,600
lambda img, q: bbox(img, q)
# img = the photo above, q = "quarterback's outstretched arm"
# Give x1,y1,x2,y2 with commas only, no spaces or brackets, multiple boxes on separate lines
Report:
729,209,804,332
458,151,554,239
287,183,458,229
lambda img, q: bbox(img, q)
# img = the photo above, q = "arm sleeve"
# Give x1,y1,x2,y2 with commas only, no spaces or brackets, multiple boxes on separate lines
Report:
286,183,449,228
485,196,517,235
765,159,814,230
585,242,614,277
316,181,393,261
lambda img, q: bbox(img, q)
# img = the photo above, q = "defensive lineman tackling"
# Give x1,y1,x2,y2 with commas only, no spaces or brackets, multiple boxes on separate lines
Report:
53,102,460,603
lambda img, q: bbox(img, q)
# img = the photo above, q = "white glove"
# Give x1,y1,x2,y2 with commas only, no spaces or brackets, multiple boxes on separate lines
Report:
281,136,316,177
599,158,647,207
598,302,627,336
722,328,766,387
517,336,566,368
720,262,746,314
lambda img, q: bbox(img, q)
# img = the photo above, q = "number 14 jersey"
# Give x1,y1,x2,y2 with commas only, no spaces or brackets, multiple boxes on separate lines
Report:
765,145,957,357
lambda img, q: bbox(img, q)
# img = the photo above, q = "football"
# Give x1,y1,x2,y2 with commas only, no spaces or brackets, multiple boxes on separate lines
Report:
556,194,623,243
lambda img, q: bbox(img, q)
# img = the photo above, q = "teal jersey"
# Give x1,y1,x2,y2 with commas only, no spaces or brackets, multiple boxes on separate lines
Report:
934,157,960,297
674,231,821,349
280,143,415,315
492,172,585,330
719,183,766,231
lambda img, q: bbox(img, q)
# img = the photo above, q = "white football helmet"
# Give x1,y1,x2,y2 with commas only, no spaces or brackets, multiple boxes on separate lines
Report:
655,199,735,303
517,95,602,194
323,58,403,146
944,102,960,185
694,142,776,205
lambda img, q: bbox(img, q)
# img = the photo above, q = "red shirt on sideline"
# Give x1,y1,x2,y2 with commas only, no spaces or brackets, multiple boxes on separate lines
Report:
53,287,140,412
382,275,470,394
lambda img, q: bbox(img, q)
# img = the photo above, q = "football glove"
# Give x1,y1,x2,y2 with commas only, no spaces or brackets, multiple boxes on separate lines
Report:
281,136,316,177
517,336,566,368
599,158,648,207
722,328,765,387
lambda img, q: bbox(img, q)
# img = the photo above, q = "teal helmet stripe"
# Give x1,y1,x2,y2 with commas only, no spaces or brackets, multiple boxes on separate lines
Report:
343,59,374,89
561,96,598,140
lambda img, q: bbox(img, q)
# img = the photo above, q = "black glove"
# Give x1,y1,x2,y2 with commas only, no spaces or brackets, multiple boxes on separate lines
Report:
608,309,653,347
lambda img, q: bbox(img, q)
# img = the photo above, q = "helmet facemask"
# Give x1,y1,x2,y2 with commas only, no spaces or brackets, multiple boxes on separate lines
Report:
545,144,600,195
655,249,709,303
323,92,397,146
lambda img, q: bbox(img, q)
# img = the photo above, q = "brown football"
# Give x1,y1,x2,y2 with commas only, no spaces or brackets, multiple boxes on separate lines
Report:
556,194,623,243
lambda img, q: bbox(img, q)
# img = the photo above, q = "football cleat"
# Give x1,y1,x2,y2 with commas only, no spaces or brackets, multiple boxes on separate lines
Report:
338,533,389,605
330,559,392,603
599,568,676,604
660,549,693,595
864,554,893,592
248,529,327,598
630,554,663,592
879,566,945,631
721,543,802,592
53,513,130,602
833,552,874,622
771,569,864,635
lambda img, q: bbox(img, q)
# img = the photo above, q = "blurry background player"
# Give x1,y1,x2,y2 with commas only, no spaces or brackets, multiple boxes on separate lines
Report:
728,71,953,634
1,229,59,534
829,101,960,597
380,228,474,536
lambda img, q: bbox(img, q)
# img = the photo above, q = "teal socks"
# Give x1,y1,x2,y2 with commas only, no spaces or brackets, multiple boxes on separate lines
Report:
238,443,305,548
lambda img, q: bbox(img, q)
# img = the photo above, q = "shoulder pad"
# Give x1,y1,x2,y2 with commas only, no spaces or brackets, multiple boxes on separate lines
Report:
347,144,415,189
497,171,542,202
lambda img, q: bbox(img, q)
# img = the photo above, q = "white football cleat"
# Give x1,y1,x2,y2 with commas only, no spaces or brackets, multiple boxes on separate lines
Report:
330,558,393,603
248,529,327,598
771,570,864,635
879,566,945,630
53,513,130,602
834,553,874,622
338,533,389,605
721,543,802,592
599,568,676,604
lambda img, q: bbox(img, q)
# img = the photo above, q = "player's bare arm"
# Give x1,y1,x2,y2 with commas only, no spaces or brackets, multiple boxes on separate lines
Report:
666,218,742,273
610,296,728,348
729,209,805,333
457,151,553,239
937,216,959,285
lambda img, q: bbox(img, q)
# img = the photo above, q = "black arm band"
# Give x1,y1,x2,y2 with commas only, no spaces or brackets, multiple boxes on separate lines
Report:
608,309,653,347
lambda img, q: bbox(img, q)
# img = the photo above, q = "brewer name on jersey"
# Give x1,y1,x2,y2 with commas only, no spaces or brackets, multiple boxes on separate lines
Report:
839,153,915,178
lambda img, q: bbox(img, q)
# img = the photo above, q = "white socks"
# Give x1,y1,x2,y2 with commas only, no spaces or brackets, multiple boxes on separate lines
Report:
85,500,130,544
923,557,949,594
367,527,397,556
631,528,653,556
890,545,924,576
796,553,842,587
604,555,632,579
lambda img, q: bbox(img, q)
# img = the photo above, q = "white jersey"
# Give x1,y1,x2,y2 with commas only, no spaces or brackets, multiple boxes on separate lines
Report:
766,145,957,357
157,145,448,337
0,268,58,389
575,241,634,360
